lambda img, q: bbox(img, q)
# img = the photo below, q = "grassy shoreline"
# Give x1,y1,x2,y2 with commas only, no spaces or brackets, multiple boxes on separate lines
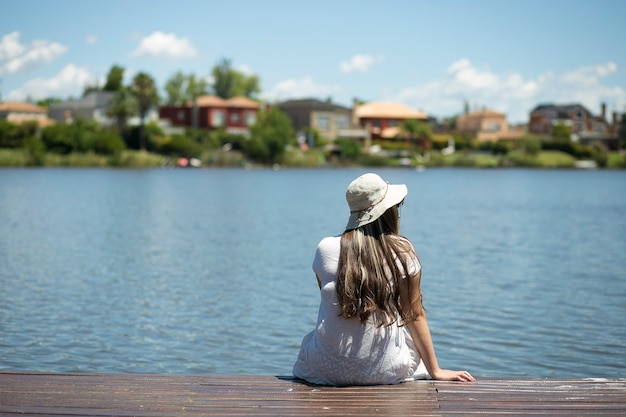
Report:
0,148,624,169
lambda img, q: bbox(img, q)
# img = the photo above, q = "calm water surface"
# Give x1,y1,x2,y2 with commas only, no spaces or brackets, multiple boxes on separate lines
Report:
1,168,624,378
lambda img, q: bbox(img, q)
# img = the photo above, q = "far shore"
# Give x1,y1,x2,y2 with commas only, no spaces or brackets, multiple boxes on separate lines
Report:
1,148,625,170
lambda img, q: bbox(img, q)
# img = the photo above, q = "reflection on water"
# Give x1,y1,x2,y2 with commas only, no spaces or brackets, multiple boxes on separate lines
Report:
0,168,624,377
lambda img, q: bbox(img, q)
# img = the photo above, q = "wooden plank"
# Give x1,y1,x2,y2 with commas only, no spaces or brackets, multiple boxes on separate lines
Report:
1,373,625,417
434,378,626,416
0,372,441,417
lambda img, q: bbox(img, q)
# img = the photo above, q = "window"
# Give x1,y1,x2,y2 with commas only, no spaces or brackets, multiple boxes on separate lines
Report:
212,110,225,127
388,119,397,127
230,112,240,124
372,119,381,128
335,115,349,129
485,123,501,131
245,112,256,126
177,110,185,121
316,115,330,130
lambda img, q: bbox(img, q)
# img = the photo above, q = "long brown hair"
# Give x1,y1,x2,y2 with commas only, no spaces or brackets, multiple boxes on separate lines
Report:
336,204,424,327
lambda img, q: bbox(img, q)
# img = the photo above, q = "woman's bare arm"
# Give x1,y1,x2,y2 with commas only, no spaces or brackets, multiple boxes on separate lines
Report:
401,271,475,382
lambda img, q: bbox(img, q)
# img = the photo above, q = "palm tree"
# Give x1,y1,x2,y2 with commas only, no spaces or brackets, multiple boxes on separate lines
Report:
130,72,159,150
106,88,137,138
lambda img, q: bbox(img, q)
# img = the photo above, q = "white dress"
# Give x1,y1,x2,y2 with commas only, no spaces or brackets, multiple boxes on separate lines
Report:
292,236,430,386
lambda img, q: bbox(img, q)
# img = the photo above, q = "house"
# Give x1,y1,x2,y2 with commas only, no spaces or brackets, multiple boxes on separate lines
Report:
354,101,428,138
0,101,53,127
353,101,429,149
49,91,116,125
457,108,523,141
277,98,354,141
159,95,260,136
529,103,615,136
529,103,619,149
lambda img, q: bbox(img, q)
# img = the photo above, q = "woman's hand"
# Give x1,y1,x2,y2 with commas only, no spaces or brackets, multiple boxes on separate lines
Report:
431,368,475,382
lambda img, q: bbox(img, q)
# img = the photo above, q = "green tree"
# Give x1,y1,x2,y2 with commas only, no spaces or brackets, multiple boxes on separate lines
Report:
103,65,125,92
107,88,137,137
164,71,186,106
232,72,260,98
36,97,62,108
246,107,295,163
164,72,209,128
130,72,159,150
400,119,432,152
552,122,571,141
212,58,236,99
82,78,101,96
211,58,260,99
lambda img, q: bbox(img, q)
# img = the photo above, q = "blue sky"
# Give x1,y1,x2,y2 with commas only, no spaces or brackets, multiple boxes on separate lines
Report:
1,0,624,123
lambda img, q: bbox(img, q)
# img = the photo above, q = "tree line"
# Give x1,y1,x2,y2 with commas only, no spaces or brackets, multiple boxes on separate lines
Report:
1,58,295,166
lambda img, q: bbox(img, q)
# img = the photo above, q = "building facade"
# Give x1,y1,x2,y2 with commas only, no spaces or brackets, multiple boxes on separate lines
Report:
49,91,116,125
353,101,429,149
0,101,52,127
528,103,619,149
159,95,260,135
529,103,612,136
456,108,522,141
277,98,353,140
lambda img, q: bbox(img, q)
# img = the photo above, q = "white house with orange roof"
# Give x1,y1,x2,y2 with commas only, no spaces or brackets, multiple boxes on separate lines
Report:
0,101,54,127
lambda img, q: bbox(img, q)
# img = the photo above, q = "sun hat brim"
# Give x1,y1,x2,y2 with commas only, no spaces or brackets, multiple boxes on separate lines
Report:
345,181,407,231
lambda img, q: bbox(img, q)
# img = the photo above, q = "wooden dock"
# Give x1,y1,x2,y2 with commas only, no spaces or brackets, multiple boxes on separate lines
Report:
1,372,625,416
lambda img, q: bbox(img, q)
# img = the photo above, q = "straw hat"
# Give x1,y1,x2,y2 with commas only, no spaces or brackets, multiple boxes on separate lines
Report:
345,173,407,230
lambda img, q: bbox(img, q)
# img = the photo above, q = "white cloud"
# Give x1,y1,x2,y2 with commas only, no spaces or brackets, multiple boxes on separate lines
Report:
560,62,617,86
0,31,67,75
235,64,253,75
6,64,95,100
340,54,383,73
86,35,98,44
131,31,197,59
394,59,625,123
261,76,342,102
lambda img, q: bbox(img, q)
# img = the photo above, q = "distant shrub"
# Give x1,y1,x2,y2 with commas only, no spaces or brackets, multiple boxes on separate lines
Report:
41,124,75,154
0,120,39,148
24,136,46,166
126,122,163,151
521,138,542,156
0,120,22,148
478,141,511,155
541,140,595,159
92,132,126,155
157,135,201,158
336,138,361,159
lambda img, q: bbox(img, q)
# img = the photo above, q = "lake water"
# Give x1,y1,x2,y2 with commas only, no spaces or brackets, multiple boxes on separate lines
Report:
1,167,625,379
